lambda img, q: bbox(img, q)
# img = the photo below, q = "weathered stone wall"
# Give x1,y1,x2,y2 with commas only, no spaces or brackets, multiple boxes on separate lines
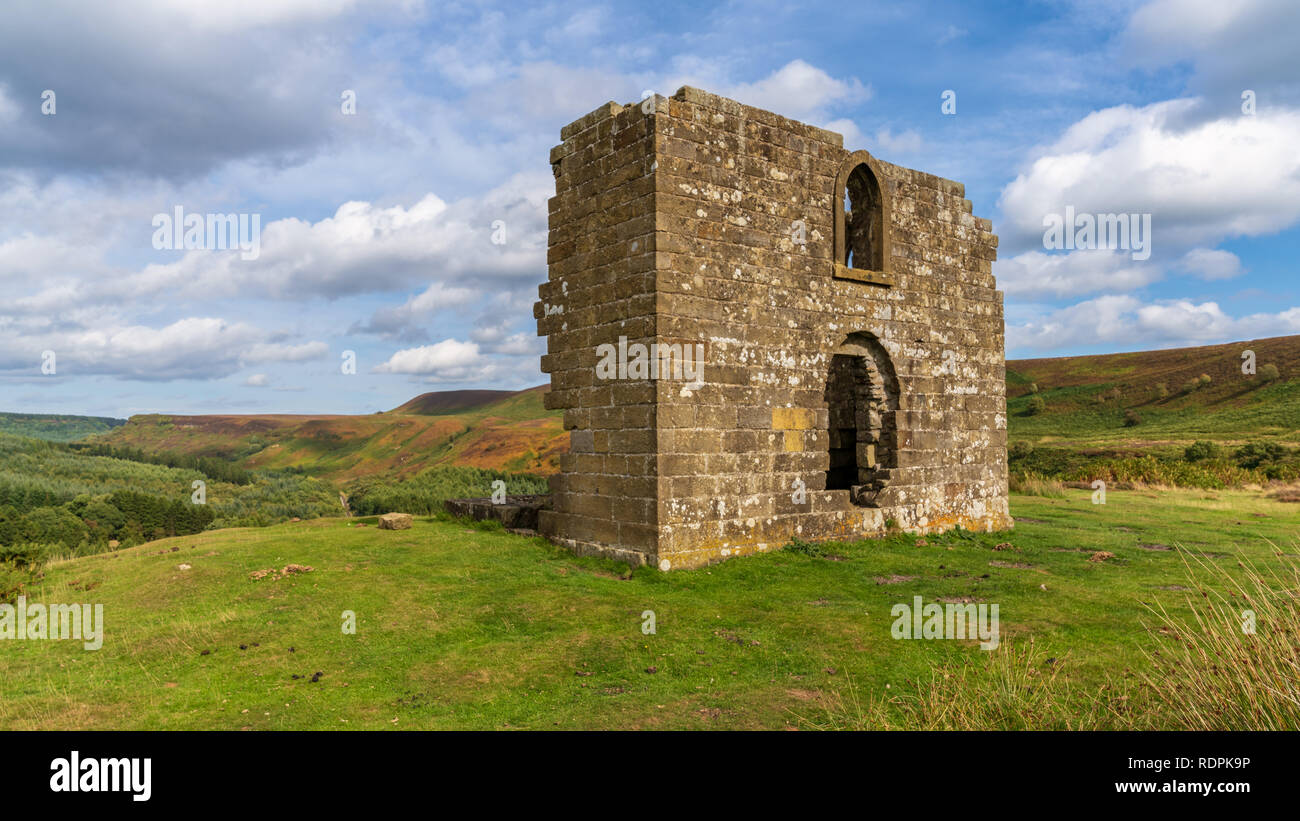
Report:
537,87,1011,570
535,101,661,565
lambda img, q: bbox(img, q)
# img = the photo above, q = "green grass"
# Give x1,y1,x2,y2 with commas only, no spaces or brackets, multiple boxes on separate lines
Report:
3,486,1297,729
1009,379,1300,448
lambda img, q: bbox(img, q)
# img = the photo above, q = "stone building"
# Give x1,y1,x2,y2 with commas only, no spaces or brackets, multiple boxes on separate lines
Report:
534,86,1011,570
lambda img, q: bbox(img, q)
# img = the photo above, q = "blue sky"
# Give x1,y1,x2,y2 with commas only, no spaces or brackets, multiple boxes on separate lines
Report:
1,0,1298,417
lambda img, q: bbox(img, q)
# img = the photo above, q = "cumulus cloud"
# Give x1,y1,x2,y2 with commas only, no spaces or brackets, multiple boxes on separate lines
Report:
1175,248,1245,280
872,127,923,155
998,98,1300,255
0,0,397,177
724,60,871,123
0,317,330,381
110,172,551,304
350,281,482,341
373,338,503,383
1009,295,1300,353
1123,0,1300,103
996,250,1163,298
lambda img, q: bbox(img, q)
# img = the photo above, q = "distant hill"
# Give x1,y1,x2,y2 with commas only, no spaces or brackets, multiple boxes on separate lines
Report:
51,334,1300,482
97,385,564,483
1007,334,1300,448
0,411,126,442
393,389,522,415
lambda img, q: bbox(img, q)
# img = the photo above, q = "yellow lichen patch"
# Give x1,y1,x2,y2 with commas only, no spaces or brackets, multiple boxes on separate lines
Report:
772,408,815,430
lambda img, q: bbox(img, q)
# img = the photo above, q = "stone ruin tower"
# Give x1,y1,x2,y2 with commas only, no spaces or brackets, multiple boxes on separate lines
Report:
534,87,1011,570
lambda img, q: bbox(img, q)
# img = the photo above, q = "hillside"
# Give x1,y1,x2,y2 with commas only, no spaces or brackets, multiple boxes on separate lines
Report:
1007,334,1300,449
98,385,564,484
393,389,520,415
0,411,125,442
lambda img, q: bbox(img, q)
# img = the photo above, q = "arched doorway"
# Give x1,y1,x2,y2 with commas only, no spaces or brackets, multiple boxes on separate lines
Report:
823,332,899,505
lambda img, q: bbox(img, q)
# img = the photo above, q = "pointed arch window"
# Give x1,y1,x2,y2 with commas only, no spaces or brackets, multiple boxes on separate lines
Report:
833,150,892,286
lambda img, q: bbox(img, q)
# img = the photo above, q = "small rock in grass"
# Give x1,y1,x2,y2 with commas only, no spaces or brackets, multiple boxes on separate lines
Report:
378,512,413,530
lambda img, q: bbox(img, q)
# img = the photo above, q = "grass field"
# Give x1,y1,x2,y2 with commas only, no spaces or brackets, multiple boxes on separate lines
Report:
3,487,1297,730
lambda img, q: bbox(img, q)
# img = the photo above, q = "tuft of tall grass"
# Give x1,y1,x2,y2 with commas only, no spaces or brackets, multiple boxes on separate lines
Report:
798,641,1129,730
1140,544,1300,730
801,541,1300,731
1009,472,1067,498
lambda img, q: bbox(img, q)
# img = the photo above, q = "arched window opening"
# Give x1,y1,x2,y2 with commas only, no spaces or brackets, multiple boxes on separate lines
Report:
823,332,899,506
843,163,883,272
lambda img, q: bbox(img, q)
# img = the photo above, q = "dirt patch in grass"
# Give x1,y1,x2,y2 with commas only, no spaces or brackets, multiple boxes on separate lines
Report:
249,564,314,581
874,574,917,585
989,560,1041,571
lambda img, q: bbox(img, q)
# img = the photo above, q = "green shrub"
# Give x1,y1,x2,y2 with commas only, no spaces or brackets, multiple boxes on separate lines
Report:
20,506,88,550
1259,363,1280,382
0,541,53,567
1234,442,1286,469
1008,441,1034,461
1026,395,1046,415
783,537,826,557
1184,440,1220,462
1123,409,1141,427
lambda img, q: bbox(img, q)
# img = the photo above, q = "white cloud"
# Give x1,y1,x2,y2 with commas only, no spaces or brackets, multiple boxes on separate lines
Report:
1009,294,1300,353
244,373,270,387
996,249,1163,298
872,127,923,155
725,59,870,123
111,172,551,305
998,98,1300,255
0,317,330,380
1175,248,1245,280
1123,0,1300,100
351,281,481,339
487,332,541,356
135,0,414,33
375,339,483,374
0,84,18,123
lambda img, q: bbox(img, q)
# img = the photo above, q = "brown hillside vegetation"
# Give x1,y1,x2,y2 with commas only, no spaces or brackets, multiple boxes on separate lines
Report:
393,389,521,415
98,386,565,484
1008,334,1297,399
